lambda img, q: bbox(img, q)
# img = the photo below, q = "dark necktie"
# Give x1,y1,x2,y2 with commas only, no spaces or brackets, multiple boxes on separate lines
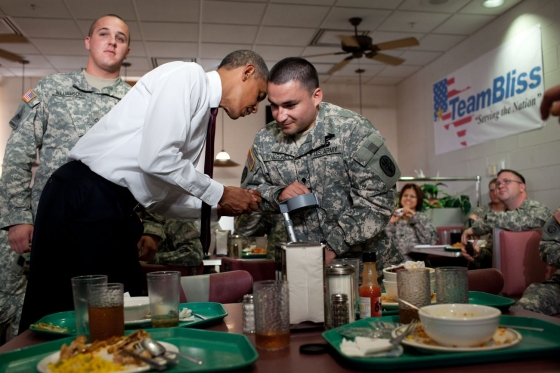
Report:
200,107,218,254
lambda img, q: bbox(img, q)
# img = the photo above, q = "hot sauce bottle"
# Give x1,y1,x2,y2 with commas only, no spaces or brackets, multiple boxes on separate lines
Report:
359,251,382,318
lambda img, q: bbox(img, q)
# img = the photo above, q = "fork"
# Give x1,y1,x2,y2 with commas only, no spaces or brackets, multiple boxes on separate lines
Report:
389,320,419,346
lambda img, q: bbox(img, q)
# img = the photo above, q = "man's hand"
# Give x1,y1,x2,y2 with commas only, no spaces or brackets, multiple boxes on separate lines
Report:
461,228,473,245
540,84,560,123
137,234,161,262
8,224,33,254
278,181,311,202
219,186,261,216
460,243,480,262
324,248,336,265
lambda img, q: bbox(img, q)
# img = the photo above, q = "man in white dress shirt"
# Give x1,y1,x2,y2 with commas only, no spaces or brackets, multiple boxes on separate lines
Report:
19,50,268,331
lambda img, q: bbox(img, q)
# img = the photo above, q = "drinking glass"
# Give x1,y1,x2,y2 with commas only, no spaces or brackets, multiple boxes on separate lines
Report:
450,229,462,246
147,271,181,328
435,267,469,304
88,283,124,342
254,280,290,350
71,275,108,336
397,268,431,324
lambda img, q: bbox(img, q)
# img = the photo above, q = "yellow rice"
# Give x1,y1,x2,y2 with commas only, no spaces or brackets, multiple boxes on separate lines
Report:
48,353,125,373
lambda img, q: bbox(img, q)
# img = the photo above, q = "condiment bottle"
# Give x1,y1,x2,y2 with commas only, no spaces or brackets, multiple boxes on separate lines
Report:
359,251,382,318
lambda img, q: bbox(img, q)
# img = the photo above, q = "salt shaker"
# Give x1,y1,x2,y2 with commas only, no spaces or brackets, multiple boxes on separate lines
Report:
331,293,350,328
242,294,255,333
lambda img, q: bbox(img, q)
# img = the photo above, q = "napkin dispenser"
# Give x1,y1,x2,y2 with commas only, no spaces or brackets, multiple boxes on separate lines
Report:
275,242,325,325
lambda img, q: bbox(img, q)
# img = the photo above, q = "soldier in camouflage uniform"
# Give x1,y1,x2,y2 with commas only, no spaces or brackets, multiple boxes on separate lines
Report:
0,15,164,337
516,210,560,315
461,170,552,269
142,213,203,268
241,58,404,283
234,212,287,260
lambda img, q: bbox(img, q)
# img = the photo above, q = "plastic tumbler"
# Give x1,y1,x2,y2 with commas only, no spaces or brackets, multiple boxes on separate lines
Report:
147,271,181,328
87,283,124,342
71,275,108,336
435,267,469,304
397,268,431,324
254,280,290,350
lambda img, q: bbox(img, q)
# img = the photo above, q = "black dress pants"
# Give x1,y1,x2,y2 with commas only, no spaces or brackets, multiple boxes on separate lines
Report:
19,161,143,332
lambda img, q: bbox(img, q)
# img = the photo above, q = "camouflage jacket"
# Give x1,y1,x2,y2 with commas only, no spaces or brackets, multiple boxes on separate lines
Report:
0,69,130,228
540,208,560,280
241,102,404,269
470,198,552,269
385,211,438,256
147,214,203,267
234,211,288,259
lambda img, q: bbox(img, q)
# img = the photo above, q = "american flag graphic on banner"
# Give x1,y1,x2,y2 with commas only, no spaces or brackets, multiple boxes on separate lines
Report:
433,77,471,147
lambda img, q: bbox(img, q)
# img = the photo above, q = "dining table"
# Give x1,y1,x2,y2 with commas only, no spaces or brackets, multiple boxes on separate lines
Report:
2,302,560,372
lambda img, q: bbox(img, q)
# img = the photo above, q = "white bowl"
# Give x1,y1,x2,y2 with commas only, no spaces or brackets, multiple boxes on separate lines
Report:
382,279,398,300
124,296,150,321
418,304,501,347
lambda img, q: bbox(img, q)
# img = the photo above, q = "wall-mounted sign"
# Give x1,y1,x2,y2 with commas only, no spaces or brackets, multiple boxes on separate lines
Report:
433,24,544,155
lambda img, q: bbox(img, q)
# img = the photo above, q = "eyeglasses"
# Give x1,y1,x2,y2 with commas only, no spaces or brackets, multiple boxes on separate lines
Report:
495,179,523,188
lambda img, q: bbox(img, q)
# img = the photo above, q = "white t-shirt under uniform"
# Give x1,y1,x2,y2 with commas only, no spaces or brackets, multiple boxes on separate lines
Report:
69,62,224,220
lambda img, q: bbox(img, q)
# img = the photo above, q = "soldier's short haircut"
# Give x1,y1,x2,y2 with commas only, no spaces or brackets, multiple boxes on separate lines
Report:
497,169,526,184
88,14,130,46
218,50,269,81
269,57,319,94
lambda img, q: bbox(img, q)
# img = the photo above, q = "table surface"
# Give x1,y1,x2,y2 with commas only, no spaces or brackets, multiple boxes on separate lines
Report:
409,245,463,258
1,304,559,372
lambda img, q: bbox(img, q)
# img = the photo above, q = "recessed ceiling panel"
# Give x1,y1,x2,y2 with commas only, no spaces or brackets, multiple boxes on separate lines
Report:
13,18,82,38
257,27,316,46
44,55,88,69
376,64,421,77
0,0,71,18
433,14,496,35
335,0,400,9
253,45,305,61
418,34,466,51
201,24,258,44
263,4,330,28
145,41,198,59
398,50,442,65
34,39,88,56
400,0,472,13
378,11,450,33
141,22,199,42
135,0,199,23
66,0,137,20
203,1,266,25
200,43,252,59
322,8,391,31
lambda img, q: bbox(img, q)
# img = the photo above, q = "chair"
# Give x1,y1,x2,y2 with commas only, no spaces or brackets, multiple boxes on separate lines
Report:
492,228,556,297
467,268,504,295
220,257,276,282
179,270,253,303
140,262,204,294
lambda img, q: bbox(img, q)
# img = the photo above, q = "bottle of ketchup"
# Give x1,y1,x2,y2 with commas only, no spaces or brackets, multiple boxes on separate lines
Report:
359,252,382,318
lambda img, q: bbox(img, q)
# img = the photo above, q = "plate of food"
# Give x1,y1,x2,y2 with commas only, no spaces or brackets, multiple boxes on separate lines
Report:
37,330,178,373
393,324,521,353
241,247,267,258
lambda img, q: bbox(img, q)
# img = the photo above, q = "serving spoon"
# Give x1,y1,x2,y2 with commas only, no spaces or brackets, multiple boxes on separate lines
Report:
142,338,203,365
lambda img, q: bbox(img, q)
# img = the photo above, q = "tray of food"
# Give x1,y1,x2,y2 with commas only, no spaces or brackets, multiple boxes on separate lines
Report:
0,328,258,373
322,315,560,371
30,302,228,336
241,247,267,258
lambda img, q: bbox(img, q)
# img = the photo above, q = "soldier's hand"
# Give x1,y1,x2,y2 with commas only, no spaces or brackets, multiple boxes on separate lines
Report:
219,186,260,216
278,181,311,202
540,84,560,122
461,228,473,245
137,234,160,262
8,224,33,254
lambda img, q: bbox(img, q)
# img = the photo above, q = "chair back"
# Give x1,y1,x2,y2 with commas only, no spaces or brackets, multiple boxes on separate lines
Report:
467,268,504,295
221,257,276,282
179,270,253,303
492,228,555,296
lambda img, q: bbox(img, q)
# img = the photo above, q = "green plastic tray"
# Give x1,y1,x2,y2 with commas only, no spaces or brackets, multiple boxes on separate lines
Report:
0,327,257,373
29,302,227,336
241,252,267,259
323,315,560,371
468,291,515,311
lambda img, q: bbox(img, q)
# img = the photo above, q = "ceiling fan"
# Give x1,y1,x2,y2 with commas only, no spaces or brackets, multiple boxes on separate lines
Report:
304,17,419,74
0,33,28,62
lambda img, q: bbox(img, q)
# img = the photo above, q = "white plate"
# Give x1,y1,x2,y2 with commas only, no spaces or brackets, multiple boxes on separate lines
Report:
382,293,436,309
37,341,178,373
392,325,521,353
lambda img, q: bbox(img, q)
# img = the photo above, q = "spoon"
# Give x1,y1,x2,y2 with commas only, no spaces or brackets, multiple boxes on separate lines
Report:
142,338,203,365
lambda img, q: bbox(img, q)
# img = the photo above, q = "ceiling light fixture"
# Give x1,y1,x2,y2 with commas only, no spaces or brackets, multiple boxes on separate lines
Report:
214,109,239,167
482,0,504,8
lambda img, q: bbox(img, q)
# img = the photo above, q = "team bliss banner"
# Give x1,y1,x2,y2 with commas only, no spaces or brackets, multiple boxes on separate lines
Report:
433,24,544,155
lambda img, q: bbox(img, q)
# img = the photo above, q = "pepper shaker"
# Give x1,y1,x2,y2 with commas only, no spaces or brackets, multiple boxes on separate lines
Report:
331,293,350,328
242,294,255,333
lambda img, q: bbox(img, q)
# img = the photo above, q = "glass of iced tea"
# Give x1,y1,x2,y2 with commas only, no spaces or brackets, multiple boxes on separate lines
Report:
87,283,124,342
147,271,180,328
71,275,107,337
397,269,430,324
254,280,290,351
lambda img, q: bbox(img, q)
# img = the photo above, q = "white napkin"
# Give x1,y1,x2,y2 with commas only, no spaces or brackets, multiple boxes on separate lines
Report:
179,307,195,321
340,337,395,357
284,243,324,324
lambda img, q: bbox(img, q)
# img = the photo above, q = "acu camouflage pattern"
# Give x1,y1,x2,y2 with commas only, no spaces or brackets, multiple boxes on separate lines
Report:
234,211,288,260
147,213,203,267
0,69,130,336
241,102,404,280
516,208,560,316
385,211,438,260
469,198,552,269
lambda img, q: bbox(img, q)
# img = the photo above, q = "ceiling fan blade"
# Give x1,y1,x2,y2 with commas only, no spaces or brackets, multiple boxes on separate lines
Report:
0,34,28,43
0,48,24,62
368,53,404,66
328,56,353,74
338,35,360,48
302,51,349,58
375,37,419,51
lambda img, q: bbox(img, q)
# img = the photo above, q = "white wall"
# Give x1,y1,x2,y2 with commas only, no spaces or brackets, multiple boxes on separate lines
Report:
396,0,560,210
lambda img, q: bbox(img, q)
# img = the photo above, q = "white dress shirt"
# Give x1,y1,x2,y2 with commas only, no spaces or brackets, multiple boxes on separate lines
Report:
69,62,224,220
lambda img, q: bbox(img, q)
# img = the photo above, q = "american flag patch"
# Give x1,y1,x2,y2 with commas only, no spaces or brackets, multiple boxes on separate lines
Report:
22,89,37,103
247,148,255,171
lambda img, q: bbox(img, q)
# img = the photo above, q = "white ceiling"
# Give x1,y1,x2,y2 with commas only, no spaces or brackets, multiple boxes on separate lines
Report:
0,0,523,86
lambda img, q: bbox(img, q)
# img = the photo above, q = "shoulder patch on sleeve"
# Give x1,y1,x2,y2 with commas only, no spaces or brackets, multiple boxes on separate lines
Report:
247,147,255,171
22,89,37,103
542,213,560,242
353,133,400,187
9,102,33,130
